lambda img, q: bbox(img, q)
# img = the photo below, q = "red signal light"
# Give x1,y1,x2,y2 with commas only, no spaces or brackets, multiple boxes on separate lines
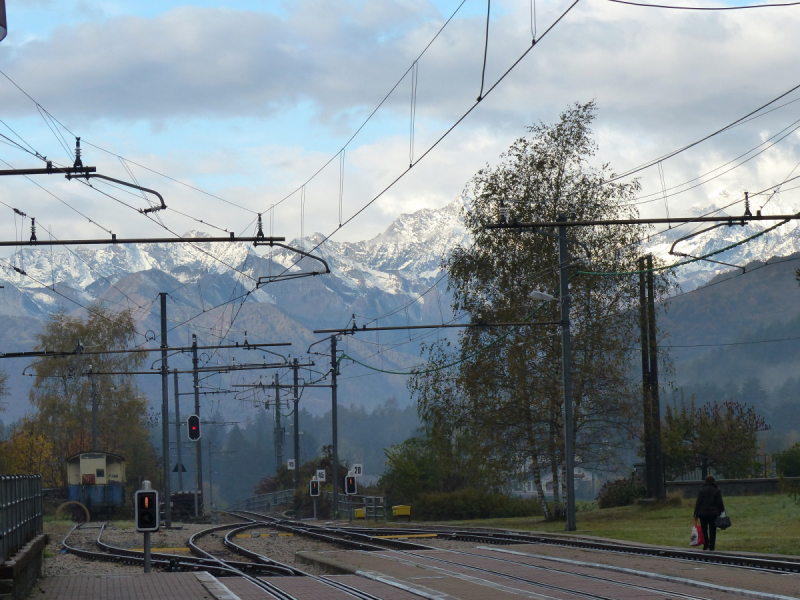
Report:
187,415,201,441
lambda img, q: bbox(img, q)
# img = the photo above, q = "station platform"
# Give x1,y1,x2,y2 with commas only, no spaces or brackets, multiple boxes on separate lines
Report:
35,545,800,600
36,571,424,600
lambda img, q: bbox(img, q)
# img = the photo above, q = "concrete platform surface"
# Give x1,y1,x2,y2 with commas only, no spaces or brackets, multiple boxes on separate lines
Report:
298,547,800,600
35,572,238,600
495,542,800,598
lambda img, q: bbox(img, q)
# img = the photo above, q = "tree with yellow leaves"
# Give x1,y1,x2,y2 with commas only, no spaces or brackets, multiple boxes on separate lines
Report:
27,304,160,492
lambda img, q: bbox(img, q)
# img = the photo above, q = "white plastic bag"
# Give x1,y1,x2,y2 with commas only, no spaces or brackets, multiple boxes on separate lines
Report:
690,519,704,547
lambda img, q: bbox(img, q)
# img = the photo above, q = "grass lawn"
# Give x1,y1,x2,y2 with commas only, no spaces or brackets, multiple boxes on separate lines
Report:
432,494,800,555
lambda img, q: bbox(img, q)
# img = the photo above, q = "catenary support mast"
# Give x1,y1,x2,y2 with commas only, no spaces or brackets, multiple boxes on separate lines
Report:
557,214,576,532
159,293,171,527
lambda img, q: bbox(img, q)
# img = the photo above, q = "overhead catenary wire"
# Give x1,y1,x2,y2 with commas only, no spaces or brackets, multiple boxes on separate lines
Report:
478,0,492,101
241,0,470,229
268,0,583,288
606,0,800,9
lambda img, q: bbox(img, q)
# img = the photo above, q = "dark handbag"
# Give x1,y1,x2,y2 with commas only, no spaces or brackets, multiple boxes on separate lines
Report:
715,511,731,530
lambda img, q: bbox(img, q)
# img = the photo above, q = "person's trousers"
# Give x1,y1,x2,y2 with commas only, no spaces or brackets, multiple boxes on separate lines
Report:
699,515,717,550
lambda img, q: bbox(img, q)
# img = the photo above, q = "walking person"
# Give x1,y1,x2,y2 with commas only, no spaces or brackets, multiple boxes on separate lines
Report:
694,474,725,551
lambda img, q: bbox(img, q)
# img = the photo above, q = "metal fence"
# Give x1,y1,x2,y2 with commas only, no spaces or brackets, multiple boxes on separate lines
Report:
227,489,295,513
323,492,387,521
1,475,43,562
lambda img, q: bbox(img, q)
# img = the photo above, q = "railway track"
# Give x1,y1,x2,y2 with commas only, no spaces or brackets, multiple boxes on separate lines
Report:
228,511,745,600
62,518,399,599
342,523,800,573
61,513,799,600
229,510,800,574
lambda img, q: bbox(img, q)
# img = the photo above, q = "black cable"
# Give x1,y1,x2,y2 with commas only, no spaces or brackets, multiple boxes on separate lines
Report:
604,81,800,186
629,117,800,206
607,0,800,9
271,0,582,287
478,0,491,101
242,0,471,229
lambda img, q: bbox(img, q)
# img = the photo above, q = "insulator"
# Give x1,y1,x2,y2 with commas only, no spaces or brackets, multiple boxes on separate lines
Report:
30,217,37,242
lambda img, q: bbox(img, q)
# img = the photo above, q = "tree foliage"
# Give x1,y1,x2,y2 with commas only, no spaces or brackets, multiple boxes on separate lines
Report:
0,423,61,485
409,102,674,519
25,305,159,491
774,443,800,477
662,399,770,479
379,427,490,506
0,369,8,413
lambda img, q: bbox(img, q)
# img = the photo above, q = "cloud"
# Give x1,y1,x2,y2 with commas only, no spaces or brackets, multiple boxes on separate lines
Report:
1,0,800,248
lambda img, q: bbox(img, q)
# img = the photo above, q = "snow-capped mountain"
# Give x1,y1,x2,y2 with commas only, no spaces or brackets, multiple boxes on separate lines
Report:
4,191,798,317
0,196,468,318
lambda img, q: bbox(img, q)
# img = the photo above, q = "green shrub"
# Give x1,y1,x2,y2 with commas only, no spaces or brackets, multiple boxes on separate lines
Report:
776,443,800,477
409,489,543,521
596,477,645,509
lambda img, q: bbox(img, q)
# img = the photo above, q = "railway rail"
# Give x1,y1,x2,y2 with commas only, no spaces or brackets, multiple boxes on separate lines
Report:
229,510,800,574
62,517,395,600
61,512,800,600
227,511,750,600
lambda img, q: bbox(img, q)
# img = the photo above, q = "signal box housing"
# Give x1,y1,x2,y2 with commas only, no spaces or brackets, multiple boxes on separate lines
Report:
135,490,159,532
188,415,201,441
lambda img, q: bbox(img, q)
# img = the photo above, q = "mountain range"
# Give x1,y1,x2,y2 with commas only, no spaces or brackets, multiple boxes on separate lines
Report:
1,194,799,425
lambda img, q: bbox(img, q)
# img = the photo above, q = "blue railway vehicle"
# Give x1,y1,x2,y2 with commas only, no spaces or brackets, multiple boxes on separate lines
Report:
66,452,126,518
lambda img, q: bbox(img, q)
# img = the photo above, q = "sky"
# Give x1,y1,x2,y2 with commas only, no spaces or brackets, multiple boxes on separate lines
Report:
1,0,800,253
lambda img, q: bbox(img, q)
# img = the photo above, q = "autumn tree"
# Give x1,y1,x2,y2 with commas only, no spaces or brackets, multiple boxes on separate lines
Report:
0,420,62,486
26,305,159,491
662,399,769,479
410,102,675,519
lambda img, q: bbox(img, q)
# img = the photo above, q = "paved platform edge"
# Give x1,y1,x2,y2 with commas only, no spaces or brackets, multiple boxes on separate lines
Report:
353,570,459,600
295,551,358,575
195,572,243,600
480,546,800,600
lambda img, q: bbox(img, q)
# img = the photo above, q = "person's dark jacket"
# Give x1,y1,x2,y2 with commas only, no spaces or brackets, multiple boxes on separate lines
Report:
694,482,725,518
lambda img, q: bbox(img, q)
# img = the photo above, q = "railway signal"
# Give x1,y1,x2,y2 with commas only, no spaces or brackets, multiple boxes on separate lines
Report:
135,489,159,532
187,415,201,441
309,476,319,520
344,471,357,495
135,481,159,574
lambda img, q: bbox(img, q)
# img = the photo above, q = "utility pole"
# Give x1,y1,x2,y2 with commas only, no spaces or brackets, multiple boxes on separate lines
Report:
274,373,283,472
558,214,576,532
192,334,203,514
159,293,171,527
638,257,655,498
173,369,183,492
331,335,339,518
646,255,665,499
293,358,300,488
90,366,98,451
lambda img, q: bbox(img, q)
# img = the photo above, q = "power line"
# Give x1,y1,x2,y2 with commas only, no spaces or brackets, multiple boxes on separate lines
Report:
244,0,471,228
268,0,582,288
606,0,800,9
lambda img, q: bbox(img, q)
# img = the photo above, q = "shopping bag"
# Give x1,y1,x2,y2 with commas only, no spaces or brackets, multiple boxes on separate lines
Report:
690,519,704,546
715,511,731,530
